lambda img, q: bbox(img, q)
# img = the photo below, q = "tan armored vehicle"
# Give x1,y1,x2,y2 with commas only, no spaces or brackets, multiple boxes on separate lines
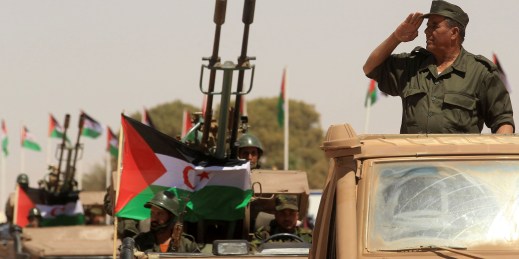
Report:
310,124,519,259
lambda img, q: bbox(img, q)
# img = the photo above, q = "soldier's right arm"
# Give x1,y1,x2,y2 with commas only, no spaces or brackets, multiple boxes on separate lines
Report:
363,12,423,75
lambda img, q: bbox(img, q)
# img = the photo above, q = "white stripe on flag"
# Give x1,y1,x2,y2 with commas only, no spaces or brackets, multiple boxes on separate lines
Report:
154,154,251,191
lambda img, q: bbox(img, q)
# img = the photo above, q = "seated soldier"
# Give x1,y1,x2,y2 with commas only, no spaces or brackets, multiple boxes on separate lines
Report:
253,194,312,246
26,207,42,228
103,184,140,239
238,133,263,169
133,190,199,253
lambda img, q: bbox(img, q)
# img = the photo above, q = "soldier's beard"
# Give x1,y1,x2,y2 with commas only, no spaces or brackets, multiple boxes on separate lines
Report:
150,217,175,232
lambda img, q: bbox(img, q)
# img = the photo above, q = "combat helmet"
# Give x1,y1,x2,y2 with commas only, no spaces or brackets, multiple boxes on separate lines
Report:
28,207,42,219
238,133,263,156
144,190,180,216
17,173,29,187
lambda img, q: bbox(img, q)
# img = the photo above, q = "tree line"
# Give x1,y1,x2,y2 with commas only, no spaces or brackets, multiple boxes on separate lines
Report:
82,97,328,190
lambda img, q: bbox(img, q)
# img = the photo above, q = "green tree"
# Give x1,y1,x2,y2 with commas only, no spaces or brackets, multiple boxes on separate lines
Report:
132,100,199,138
247,97,327,189
83,98,328,190
82,162,107,191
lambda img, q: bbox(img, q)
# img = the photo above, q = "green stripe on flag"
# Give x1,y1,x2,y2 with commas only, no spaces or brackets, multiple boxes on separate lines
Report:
83,128,102,138
41,214,85,227
23,140,41,151
116,185,252,222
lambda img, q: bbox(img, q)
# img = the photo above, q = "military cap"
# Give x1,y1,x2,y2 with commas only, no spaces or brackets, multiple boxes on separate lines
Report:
275,194,299,211
422,0,469,29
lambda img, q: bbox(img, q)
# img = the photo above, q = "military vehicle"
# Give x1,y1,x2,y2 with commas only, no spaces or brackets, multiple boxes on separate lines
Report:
3,114,115,259
310,124,519,259
114,0,313,258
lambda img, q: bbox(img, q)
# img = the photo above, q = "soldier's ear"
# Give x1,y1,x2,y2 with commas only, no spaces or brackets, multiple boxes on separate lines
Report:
451,27,460,40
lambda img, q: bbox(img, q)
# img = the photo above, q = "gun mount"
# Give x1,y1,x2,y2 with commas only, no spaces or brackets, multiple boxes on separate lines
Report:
188,0,256,160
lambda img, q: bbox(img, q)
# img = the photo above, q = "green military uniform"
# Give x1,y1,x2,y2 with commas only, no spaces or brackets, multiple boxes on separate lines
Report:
367,0,514,134
368,47,514,134
252,194,312,248
103,185,140,239
133,231,198,253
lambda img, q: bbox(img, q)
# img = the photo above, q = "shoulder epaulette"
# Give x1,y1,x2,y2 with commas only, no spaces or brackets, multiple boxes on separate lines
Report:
410,46,431,57
411,46,429,56
474,55,497,72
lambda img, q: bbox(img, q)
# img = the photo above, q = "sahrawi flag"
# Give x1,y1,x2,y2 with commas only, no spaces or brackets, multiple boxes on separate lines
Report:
21,126,41,151
81,111,103,138
364,79,378,107
277,68,287,128
107,126,119,157
493,53,512,92
115,115,252,222
142,107,156,128
14,186,84,227
1,119,8,156
48,114,66,140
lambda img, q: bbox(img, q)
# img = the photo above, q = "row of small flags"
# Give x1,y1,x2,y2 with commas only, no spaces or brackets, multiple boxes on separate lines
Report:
1,111,105,156
364,53,511,107
0,108,197,159
1,67,290,158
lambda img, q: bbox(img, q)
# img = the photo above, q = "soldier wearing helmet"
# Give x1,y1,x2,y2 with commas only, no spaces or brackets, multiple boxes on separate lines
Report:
26,207,42,228
237,133,263,169
17,173,30,190
5,173,31,223
133,190,199,253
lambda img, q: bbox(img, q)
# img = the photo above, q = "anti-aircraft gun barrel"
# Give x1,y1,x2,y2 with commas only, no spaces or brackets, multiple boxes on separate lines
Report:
201,0,227,147
54,114,70,193
229,0,256,159
61,114,84,193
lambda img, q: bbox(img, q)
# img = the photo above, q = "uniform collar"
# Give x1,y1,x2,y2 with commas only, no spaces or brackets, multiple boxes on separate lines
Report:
419,47,467,76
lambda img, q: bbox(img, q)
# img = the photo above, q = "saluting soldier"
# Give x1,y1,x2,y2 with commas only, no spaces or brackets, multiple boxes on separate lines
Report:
363,0,514,134
253,194,312,246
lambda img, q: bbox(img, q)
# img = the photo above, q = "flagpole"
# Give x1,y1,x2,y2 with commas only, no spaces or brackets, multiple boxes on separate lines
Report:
1,153,6,213
284,67,289,170
20,148,25,174
46,137,51,165
113,123,124,259
364,97,371,133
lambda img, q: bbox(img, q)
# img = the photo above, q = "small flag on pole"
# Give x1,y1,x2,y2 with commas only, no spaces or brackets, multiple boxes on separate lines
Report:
48,114,67,140
142,107,156,128
181,110,193,138
81,111,103,139
21,126,41,151
277,68,287,128
201,95,208,117
493,53,511,93
1,119,8,156
364,79,378,107
106,126,119,157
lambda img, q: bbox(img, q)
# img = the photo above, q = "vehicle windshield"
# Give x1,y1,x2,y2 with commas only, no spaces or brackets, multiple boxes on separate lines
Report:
367,159,519,251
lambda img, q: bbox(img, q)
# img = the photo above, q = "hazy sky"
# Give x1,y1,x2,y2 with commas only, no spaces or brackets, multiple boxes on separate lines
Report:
1,0,518,206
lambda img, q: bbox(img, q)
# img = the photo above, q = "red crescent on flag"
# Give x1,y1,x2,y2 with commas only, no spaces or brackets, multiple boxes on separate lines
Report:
183,166,195,190
50,206,65,217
